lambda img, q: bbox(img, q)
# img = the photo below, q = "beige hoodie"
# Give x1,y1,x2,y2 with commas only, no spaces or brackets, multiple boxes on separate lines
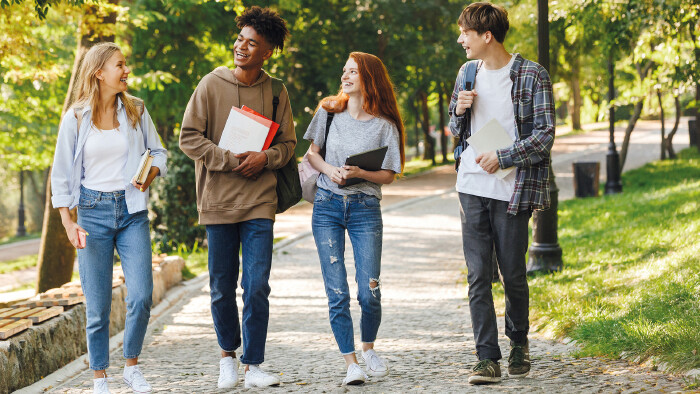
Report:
179,67,296,224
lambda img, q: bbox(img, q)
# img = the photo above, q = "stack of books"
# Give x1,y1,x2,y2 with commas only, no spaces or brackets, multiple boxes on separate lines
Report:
218,106,279,153
132,148,154,184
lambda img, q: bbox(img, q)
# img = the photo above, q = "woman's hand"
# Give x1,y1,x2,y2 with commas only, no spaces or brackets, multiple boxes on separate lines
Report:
341,165,365,180
62,219,87,249
326,166,347,186
132,166,160,192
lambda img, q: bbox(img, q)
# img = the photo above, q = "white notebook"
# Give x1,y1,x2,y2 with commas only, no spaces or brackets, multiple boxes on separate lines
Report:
218,107,271,154
466,118,515,179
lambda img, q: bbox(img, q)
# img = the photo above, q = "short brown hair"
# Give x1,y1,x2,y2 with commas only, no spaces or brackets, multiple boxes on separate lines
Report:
458,2,509,43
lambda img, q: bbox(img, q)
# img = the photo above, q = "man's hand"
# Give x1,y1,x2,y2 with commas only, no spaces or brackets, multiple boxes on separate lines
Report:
455,89,478,116
132,166,160,192
475,151,500,174
234,151,268,179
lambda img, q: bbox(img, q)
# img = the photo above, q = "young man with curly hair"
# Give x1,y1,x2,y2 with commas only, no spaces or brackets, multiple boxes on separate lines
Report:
448,2,555,385
179,6,294,389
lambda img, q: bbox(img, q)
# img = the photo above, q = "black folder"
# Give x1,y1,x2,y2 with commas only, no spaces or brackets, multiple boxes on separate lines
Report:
339,145,388,188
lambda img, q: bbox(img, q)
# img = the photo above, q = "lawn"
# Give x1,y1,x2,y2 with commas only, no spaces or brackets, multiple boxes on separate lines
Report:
491,148,700,372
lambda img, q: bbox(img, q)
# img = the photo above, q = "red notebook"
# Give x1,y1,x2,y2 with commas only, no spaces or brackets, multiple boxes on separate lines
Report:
241,106,280,150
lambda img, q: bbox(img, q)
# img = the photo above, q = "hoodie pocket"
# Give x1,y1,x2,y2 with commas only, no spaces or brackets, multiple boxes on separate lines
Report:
203,171,275,210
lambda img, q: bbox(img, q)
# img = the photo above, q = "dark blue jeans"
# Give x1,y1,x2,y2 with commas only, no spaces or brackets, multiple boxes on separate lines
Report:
311,188,383,355
206,219,273,365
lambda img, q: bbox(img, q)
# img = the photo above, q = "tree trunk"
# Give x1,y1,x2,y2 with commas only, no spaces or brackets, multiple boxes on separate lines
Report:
657,89,666,160
418,90,436,164
666,94,680,159
411,96,421,158
619,61,653,172
438,86,448,163
36,2,119,294
691,27,700,147
570,57,582,130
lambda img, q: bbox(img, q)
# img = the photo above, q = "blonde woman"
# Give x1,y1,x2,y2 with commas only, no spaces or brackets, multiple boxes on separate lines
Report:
51,42,167,394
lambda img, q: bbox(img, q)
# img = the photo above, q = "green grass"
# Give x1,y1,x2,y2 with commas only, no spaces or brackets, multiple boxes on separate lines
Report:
402,157,453,177
0,233,40,246
488,148,700,372
0,254,37,274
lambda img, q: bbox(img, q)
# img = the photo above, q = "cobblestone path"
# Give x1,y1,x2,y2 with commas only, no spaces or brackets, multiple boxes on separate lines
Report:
52,192,686,393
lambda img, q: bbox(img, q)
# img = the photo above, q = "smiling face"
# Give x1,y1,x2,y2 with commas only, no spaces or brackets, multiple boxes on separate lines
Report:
341,57,362,96
96,50,130,95
234,26,273,70
457,27,489,59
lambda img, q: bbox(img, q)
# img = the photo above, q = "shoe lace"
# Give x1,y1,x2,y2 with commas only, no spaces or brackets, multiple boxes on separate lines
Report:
509,345,525,367
128,366,149,387
366,352,384,370
473,359,492,372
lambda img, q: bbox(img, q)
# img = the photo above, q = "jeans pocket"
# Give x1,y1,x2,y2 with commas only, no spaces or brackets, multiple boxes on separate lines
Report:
361,195,380,209
314,188,332,204
78,194,98,209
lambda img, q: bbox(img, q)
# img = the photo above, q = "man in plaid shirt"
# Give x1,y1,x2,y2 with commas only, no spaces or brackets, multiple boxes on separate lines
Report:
448,2,555,385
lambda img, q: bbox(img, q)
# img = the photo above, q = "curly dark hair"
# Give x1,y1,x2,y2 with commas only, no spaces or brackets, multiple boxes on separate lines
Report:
236,6,289,52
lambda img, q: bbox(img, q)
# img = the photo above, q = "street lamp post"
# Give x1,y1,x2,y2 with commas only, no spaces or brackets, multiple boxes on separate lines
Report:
605,57,622,194
16,170,27,237
527,0,563,273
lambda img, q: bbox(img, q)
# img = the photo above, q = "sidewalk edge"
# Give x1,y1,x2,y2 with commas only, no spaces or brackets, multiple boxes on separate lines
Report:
14,273,210,393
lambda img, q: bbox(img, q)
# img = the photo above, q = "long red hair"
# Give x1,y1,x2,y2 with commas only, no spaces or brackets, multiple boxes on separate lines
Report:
319,52,406,172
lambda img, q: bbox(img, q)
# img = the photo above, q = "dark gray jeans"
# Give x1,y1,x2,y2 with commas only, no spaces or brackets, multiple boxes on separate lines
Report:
458,193,531,361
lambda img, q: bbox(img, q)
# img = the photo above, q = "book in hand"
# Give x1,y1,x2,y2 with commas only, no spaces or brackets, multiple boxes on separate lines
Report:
339,146,388,188
466,118,515,179
218,106,278,154
132,148,154,184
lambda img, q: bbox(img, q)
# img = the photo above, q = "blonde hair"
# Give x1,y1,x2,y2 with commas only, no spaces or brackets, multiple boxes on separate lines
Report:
72,42,141,128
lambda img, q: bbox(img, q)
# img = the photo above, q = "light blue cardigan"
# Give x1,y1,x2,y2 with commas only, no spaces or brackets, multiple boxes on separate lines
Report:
51,97,168,214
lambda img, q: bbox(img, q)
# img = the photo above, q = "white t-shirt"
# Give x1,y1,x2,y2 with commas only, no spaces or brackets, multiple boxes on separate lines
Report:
456,55,517,202
81,124,129,192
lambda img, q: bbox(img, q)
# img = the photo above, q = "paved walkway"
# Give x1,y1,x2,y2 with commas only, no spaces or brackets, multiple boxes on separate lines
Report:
50,191,685,392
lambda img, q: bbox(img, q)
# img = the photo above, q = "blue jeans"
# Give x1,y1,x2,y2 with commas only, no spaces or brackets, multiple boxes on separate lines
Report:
311,188,383,355
206,219,274,365
77,186,153,371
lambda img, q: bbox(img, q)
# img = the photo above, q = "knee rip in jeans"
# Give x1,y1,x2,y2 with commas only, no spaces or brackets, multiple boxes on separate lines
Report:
369,278,381,297
324,238,336,248
330,255,338,264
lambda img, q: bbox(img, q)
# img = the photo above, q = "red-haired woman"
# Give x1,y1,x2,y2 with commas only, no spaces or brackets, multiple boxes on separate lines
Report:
303,52,405,385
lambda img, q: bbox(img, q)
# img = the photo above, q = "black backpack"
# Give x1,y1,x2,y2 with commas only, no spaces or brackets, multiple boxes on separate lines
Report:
270,78,302,213
453,61,479,171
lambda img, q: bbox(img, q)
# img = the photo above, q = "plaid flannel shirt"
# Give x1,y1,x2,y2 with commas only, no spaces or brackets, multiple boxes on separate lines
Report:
448,53,555,215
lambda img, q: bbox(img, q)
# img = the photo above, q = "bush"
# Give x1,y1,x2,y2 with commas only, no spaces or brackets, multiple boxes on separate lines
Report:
150,137,205,253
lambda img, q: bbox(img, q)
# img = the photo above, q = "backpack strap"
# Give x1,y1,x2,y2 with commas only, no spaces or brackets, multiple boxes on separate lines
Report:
457,61,480,149
270,77,284,123
320,112,335,159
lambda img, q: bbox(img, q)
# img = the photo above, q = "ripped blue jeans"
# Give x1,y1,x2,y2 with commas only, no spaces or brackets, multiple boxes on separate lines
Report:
311,187,383,355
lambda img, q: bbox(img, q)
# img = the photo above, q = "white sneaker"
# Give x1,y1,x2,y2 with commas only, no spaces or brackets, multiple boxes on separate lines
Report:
244,365,281,388
218,356,239,389
123,365,152,393
362,349,389,377
342,363,367,386
93,376,111,394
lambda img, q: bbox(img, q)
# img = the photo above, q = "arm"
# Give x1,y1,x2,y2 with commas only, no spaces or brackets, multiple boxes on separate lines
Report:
133,105,168,190
51,111,78,209
234,85,296,178
497,68,555,169
448,63,466,137
307,142,346,185
179,79,240,172
341,166,395,184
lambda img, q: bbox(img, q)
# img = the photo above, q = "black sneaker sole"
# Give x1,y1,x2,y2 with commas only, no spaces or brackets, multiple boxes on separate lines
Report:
509,371,530,378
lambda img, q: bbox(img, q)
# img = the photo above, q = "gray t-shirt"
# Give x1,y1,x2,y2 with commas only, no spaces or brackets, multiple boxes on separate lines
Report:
303,108,402,199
